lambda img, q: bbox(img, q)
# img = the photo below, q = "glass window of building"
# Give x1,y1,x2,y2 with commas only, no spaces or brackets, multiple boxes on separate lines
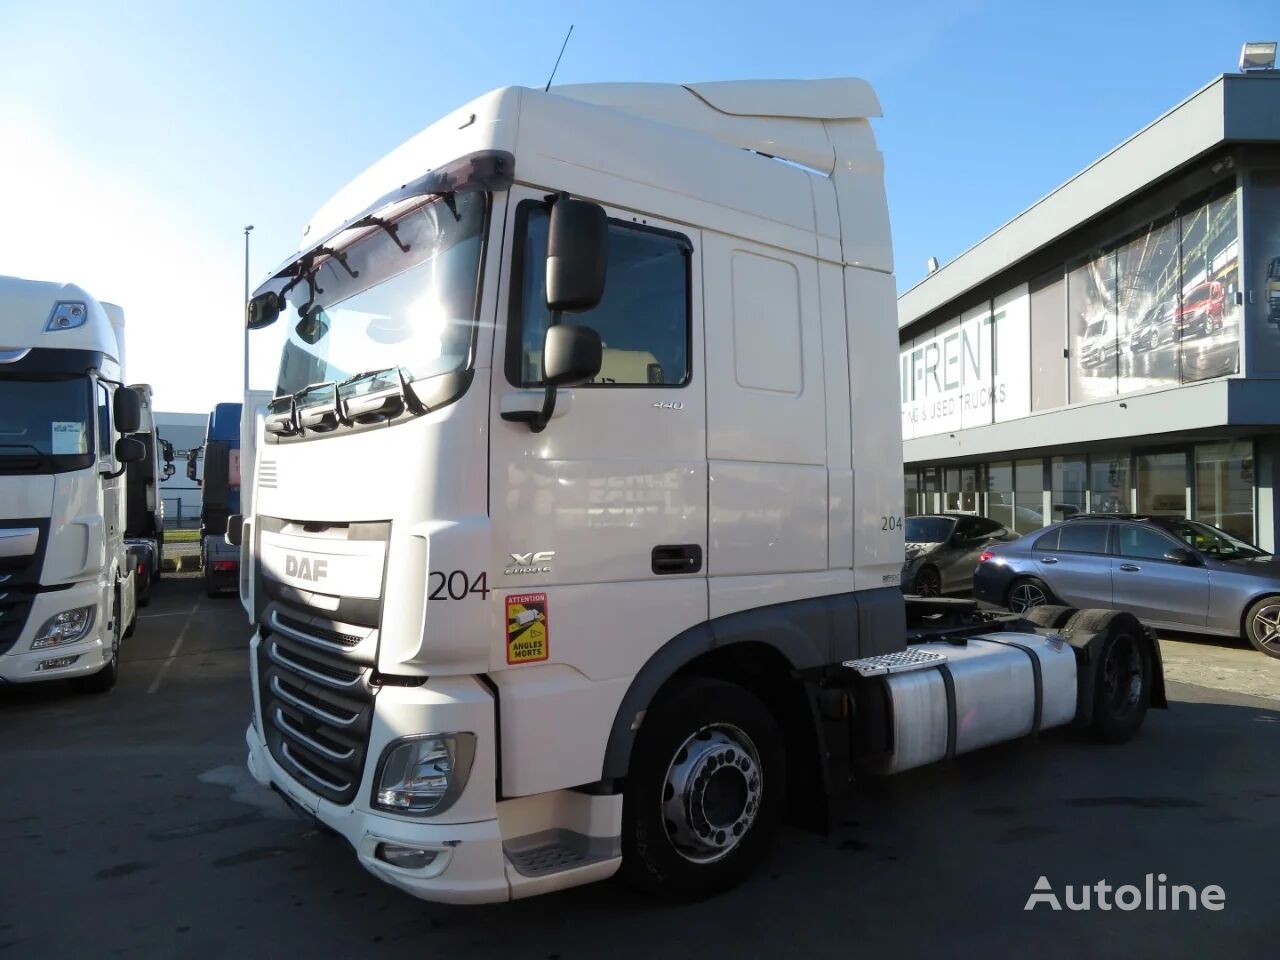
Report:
904,469,921,517
1090,454,1130,514
944,465,980,513
1195,441,1254,542
1136,450,1187,517
1051,456,1087,521
1014,458,1044,532
1030,270,1067,411
1116,217,1180,393
1178,187,1240,384
922,467,940,515
1068,252,1119,403
986,461,1014,529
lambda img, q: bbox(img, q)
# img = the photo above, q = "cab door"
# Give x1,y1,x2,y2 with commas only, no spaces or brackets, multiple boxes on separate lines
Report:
487,187,707,678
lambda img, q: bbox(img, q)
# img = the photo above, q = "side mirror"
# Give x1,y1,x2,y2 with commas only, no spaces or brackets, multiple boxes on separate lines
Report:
248,290,284,329
115,437,145,464
543,324,602,387
1164,547,1198,565
186,448,200,483
113,388,142,434
226,513,243,547
546,197,608,313
163,462,176,479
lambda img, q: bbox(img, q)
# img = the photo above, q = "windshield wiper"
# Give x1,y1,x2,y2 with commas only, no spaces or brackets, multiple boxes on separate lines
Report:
0,442,54,470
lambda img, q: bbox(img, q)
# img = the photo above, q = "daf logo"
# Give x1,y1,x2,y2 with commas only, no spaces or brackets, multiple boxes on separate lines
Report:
505,550,554,576
285,554,328,581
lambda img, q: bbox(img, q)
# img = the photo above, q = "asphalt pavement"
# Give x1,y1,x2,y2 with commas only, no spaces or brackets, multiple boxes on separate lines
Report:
2,574,1278,957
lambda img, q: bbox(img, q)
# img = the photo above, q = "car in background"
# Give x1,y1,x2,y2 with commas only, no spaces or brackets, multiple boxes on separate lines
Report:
902,513,1019,597
1173,280,1225,339
973,514,1280,658
1079,314,1119,368
1128,300,1176,352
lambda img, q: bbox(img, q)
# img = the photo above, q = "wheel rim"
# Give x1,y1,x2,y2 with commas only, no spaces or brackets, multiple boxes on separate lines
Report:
1101,633,1143,718
662,723,762,865
917,571,940,597
1251,603,1280,654
1009,582,1047,612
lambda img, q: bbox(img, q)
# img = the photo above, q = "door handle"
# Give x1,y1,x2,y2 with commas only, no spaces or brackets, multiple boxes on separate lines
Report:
1119,563,1140,572
1040,557,1058,564
652,544,702,575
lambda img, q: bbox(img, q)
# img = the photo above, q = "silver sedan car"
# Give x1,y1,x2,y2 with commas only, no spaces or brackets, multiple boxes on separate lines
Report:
972,514,1280,658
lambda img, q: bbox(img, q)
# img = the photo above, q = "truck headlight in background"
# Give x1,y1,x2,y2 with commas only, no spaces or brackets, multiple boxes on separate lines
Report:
30,606,96,649
372,734,475,816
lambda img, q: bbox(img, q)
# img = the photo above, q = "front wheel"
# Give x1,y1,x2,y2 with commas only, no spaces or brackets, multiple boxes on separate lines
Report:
77,594,120,694
913,566,942,598
1007,577,1052,613
1244,596,1280,659
619,677,784,900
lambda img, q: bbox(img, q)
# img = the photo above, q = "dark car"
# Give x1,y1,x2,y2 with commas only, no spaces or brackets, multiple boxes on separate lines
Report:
1128,300,1175,352
902,513,1019,597
973,514,1280,658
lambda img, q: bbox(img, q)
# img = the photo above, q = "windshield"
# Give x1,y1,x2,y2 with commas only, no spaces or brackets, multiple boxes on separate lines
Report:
275,191,487,403
1084,319,1108,339
905,517,955,544
1157,518,1268,560
0,376,95,473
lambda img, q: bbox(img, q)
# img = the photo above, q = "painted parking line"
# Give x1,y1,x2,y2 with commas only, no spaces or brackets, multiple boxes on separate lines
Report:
138,610,194,619
147,599,202,694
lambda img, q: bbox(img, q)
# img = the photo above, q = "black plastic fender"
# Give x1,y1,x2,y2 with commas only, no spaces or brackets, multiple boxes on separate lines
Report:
1060,609,1167,728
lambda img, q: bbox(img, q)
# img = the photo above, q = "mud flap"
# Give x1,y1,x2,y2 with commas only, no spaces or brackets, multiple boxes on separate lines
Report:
1061,610,1166,728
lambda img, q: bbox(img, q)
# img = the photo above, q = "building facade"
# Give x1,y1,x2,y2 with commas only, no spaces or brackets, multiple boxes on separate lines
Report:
898,72,1280,551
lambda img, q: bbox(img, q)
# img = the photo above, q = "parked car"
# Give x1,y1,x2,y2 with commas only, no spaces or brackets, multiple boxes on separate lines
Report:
1128,300,1175,352
902,513,1019,597
1173,280,1225,339
973,514,1280,658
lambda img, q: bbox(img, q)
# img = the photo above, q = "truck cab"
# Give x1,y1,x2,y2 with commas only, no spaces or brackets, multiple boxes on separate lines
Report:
241,80,1158,904
123,383,173,606
0,276,143,691
192,402,243,597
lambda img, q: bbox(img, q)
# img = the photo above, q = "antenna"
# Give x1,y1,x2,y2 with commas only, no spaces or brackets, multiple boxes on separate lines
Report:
544,25,574,92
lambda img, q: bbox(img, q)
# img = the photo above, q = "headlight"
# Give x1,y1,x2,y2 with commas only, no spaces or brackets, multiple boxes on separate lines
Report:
372,734,476,816
30,606,96,649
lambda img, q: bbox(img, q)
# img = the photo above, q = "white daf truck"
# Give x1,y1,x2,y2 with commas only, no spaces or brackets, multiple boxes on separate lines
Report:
0,277,143,692
239,79,1166,904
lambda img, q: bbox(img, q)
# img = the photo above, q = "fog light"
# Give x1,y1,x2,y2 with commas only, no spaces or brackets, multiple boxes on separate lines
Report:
375,843,439,870
373,734,476,816
36,655,80,671
31,606,95,649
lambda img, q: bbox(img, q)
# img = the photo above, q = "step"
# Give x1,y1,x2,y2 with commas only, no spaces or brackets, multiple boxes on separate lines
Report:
842,647,948,677
503,829,620,879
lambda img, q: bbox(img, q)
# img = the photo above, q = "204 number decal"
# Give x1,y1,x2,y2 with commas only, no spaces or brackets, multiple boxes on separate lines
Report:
881,515,903,531
428,570,490,600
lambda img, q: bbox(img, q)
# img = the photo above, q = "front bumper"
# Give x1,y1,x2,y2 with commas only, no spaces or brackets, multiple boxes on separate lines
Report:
0,581,109,683
245,628,622,903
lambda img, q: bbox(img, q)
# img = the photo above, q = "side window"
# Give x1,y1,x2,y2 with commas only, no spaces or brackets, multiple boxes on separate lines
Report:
970,516,1005,538
96,383,111,458
1033,528,1060,551
1057,522,1111,554
1115,524,1179,561
510,203,690,387
954,516,978,539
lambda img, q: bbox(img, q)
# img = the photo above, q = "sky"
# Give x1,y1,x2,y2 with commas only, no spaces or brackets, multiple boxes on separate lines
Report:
1,0,1275,412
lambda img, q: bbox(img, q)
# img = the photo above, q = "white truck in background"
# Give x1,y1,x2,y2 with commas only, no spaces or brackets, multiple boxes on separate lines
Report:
0,277,144,692
239,78,1166,904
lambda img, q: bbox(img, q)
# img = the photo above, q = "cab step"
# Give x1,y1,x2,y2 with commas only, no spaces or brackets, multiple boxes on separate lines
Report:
842,647,948,677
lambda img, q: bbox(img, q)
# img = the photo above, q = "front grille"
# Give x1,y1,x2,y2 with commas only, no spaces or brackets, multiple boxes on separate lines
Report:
257,602,378,805
0,590,35,656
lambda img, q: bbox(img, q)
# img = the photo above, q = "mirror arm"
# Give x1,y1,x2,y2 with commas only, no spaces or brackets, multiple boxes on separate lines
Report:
500,310,563,433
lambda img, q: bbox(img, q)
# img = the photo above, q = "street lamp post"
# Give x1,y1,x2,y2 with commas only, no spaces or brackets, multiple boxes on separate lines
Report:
243,225,254,394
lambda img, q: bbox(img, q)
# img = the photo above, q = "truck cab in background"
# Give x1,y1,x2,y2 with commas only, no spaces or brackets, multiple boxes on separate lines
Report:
123,383,174,606
0,276,143,692
188,402,243,597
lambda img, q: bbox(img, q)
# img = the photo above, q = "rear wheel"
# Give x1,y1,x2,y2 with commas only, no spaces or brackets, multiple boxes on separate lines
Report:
1019,604,1077,629
619,677,784,900
1243,596,1280,659
1080,612,1151,742
913,567,942,598
1007,577,1052,613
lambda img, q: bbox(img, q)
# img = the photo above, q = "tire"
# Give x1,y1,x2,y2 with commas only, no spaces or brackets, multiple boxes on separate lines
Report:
123,608,137,638
913,566,942,598
619,677,784,900
1243,596,1280,659
1007,577,1052,613
77,594,120,694
1070,610,1151,743
1019,604,1077,629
